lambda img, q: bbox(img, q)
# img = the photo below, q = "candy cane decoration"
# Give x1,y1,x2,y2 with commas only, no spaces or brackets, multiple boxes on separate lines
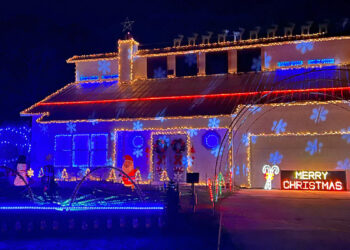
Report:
262,164,280,190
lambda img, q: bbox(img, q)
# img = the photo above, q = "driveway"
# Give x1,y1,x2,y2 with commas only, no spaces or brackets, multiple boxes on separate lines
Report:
218,189,350,250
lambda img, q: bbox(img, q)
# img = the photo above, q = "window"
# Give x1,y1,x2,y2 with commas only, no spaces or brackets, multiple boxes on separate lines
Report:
237,48,261,73
176,53,198,77
147,56,167,79
91,134,108,166
73,134,90,167
205,51,228,75
54,134,108,168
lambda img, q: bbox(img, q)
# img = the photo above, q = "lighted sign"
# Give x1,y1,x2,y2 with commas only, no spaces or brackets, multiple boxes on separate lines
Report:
277,61,303,67
281,170,346,191
308,58,335,65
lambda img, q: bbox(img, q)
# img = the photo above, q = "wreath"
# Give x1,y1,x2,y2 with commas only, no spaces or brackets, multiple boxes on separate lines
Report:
154,138,168,154
171,139,186,153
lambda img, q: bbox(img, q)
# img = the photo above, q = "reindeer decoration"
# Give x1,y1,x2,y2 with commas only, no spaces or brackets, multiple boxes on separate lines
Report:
201,31,213,44
233,28,245,42
262,164,280,190
301,21,313,35
173,35,184,47
267,25,278,38
319,21,329,34
284,23,295,37
188,33,198,46
218,29,229,43
249,26,261,40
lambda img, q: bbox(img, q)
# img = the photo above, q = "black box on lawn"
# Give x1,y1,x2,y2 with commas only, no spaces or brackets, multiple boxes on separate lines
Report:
186,173,199,184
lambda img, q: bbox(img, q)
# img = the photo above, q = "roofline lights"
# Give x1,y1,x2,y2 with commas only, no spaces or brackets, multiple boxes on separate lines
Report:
35,86,350,107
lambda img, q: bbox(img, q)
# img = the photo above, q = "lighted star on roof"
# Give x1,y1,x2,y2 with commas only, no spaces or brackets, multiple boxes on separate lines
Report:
121,17,134,32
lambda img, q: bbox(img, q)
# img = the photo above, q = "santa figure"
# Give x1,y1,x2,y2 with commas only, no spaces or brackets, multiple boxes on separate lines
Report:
121,155,137,187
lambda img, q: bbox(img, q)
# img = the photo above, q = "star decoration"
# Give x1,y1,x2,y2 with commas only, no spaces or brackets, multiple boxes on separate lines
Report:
27,168,34,178
121,17,134,32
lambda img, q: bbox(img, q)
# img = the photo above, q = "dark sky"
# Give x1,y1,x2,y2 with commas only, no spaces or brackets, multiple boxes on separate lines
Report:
1,0,349,124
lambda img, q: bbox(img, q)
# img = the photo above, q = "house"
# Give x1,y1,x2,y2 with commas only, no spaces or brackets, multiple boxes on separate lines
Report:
21,28,350,190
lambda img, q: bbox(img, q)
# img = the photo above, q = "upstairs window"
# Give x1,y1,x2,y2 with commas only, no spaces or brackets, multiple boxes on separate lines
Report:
147,56,167,79
237,48,261,73
205,51,228,75
176,53,198,77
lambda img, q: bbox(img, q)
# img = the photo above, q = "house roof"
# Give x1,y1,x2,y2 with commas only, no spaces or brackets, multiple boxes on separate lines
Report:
21,66,350,122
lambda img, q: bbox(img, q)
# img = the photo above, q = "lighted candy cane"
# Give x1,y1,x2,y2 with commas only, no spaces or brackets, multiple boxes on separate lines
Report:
262,164,280,190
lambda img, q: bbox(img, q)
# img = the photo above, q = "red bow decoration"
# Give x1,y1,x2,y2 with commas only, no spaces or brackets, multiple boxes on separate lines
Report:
156,154,165,165
173,166,184,173
174,154,182,165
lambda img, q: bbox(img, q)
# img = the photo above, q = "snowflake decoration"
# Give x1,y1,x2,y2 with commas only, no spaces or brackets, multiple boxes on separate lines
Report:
310,106,328,124
133,148,143,158
211,146,223,157
208,117,220,128
336,158,350,170
251,56,261,72
39,124,48,134
242,133,257,147
269,151,283,165
106,158,114,166
133,121,143,130
155,108,167,123
157,135,170,148
271,119,287,134
98,60,111,75
66,122,76,133
305,139,323,156
187,129,198,137
264,52,271,69
173,172,184,182
184,54,197,67
153,67,166,78
235,165,240,175
341,127,350,143
248,106,262,114
110,132,116,141
296,42,314,54
182,156,193,168
88,112,98,126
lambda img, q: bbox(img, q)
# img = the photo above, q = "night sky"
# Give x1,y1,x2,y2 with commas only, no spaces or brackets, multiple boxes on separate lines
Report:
1,0,349,124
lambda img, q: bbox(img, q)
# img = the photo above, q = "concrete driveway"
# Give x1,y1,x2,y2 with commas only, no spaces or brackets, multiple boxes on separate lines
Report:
218,189,350,250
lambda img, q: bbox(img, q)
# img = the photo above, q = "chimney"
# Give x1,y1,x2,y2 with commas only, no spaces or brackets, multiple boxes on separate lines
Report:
118,32,139,83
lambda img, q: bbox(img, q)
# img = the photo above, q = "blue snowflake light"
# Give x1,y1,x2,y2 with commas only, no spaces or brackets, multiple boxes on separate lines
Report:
235,165,240,175
39,124,48,134
264,52,271,69
211,146,223,157
296,42,314,54
251,56,261,71
98,60,111,75
310,106,328,124
155,108,167,123
88,112,98,126
269,151,283,165
106,158,114,166
336,158,350,170
66,122,76,133
271,119,287,134
133,121,143,130
248,106,262,114
182,156,193,168
133,148,143,158
208,117,220,128
184,54,197,67
242,133,257,147
341,127,350,143
187,129,198,137
153,67,166,78
305,139,323,156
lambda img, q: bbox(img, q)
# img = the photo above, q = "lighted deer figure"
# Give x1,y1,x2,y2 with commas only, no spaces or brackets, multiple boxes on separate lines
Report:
262,164,280,190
